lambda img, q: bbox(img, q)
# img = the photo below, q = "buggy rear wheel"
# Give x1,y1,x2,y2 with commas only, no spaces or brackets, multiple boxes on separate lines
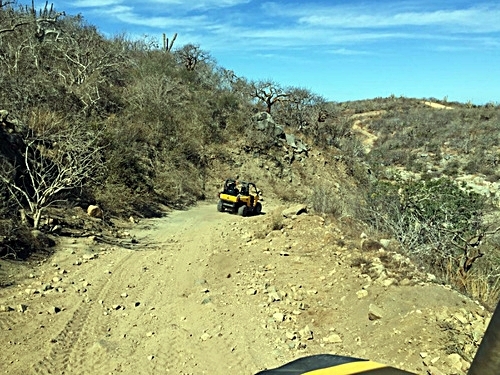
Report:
217,200,224,212
238,205,248,217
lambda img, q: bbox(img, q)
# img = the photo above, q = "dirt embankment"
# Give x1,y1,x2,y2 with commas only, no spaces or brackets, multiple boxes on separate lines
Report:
0,202,491,375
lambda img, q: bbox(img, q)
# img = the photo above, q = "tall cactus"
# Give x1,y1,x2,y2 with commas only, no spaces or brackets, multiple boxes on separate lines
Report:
163,32,177,52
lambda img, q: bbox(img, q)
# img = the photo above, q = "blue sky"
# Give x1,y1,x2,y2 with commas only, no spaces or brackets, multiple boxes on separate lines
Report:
49,1,500,104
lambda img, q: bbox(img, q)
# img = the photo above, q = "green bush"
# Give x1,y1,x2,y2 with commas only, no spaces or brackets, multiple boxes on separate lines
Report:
363,176,489,290
363,174,500,307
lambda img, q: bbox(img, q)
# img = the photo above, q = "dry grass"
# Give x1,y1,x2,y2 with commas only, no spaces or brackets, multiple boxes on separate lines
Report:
269,209,284,231
350,256,371,268
309,184,341,216
442,258,500,309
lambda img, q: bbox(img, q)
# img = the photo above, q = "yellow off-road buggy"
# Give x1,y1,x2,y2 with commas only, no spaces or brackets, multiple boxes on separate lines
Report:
217,179,262,217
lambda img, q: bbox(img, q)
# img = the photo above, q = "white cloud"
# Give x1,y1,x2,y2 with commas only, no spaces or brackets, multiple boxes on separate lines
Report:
72,0,123,7
327,48,369,56
101,5,209,28
56,0,500,56
148,0,250,8
294,4,500,33
74,0,251,11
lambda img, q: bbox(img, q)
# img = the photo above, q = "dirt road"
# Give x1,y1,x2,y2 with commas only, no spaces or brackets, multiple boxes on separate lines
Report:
0,202,491,374
2,203,267,374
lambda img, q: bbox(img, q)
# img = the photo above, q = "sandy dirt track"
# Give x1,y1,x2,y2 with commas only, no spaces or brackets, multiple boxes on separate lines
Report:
2,203,275,374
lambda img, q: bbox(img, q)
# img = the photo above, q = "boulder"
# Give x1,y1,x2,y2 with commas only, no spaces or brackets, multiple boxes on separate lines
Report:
323,333,342,344
87,205,103,218
286,133,297,148
379,238,394,249
274,125,285,138
0,109,8,122
0,305,14,312
285,133,308,154
295,139,308,154
0,110,17,131
368,304,384,320
356,290,369,299
299,325,313,340
282,204,307,218
360,239,383,252
251,112,284,138
252,111,272,123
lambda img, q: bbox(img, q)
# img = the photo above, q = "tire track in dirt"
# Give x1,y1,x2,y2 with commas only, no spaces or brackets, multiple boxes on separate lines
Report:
23,203,268,374
3,200,493,375
32,249,137,375
146,295,260,374
125,204,261,374
0,312,21,331
66,249,149,375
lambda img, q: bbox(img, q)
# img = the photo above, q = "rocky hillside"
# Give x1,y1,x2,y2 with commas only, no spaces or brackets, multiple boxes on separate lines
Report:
348,98,500,202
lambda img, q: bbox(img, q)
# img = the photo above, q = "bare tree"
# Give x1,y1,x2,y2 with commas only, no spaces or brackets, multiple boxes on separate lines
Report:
175,43,211,71
252,80,288,114
0,1,15,9
44,18,129,115
0,119,105,229
452,226,500,284
277,86,325,129
0,1,65,78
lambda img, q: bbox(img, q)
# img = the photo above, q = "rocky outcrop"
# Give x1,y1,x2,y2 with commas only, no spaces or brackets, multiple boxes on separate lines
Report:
251,112,309,163
251,112,285,139
285,133,308,154
0,109,9,122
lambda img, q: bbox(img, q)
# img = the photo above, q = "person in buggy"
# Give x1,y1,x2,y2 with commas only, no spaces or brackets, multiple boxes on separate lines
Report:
226,180,239,196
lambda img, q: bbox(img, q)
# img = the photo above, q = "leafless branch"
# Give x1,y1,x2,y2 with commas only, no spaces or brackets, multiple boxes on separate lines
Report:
175,43,210,71
251,81,290,114
0,1,16,9
0,0,64,39
0,123,106,228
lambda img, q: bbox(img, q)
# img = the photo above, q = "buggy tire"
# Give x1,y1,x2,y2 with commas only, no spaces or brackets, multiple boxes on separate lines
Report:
217,200,224,212
254,202,262,215
238,205,248,217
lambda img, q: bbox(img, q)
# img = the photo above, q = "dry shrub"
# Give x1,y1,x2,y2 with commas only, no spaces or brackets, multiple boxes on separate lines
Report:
253,227,267,240
268,208,284,231
350,256,371,268
153,158,205,205
279,185,303,202
309,184,341,216
465,273,500,310
444,255,500,309
95,182,153,217
0,220,50,259
26,109,67,134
